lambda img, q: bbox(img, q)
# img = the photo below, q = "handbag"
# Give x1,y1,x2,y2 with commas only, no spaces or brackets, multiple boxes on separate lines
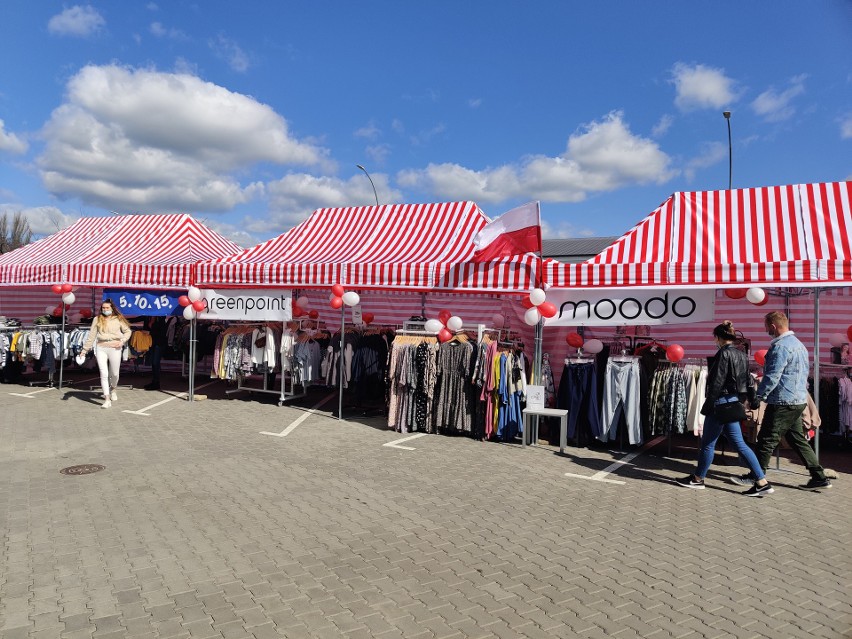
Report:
714,400,747,423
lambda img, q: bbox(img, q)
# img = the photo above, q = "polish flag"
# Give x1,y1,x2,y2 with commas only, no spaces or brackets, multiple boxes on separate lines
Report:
472,201,541,262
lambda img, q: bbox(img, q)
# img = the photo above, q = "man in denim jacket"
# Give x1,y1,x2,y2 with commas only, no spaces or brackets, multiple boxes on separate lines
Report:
736,311,831,491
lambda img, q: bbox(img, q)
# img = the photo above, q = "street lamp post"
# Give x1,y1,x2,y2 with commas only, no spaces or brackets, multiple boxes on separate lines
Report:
356,164,379,206
723,111,732,190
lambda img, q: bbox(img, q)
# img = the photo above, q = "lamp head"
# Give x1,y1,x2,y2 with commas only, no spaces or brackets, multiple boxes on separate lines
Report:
723,111,731,119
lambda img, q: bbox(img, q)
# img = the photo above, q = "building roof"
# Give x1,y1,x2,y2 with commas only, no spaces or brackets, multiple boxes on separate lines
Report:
542,237,620,263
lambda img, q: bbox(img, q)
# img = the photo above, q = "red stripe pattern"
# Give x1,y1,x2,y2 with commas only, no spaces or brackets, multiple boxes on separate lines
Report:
195,202,541,292
0,214,241,288
545,181,852,288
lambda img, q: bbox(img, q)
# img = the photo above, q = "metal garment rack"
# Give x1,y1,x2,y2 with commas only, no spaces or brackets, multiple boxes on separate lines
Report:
224,323,309,406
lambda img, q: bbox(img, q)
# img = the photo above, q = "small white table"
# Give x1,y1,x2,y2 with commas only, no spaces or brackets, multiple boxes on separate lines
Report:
522,407,569,453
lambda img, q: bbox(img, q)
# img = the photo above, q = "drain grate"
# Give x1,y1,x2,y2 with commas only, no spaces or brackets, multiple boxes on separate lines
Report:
60,464,106,476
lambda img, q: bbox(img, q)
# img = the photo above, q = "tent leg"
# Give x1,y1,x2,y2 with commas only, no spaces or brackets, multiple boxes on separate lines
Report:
58,305,66,390
188,317,196,401
338,304,344,421
813,288,820,461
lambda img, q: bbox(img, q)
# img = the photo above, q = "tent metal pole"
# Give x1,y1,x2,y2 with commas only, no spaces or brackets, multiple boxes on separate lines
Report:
813,288,820,461
338,304,345,421
188,317,196,401
58,304,66,390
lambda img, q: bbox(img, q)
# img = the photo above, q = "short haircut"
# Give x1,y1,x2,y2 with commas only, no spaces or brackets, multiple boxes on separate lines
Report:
764,310,789,328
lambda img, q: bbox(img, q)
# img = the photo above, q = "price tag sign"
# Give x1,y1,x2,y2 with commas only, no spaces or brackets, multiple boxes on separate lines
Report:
103,289,182,316
351,304,363,325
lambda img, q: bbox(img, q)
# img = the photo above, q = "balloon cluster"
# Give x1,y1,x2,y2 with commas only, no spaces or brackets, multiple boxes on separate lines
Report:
521,288,557,326
48,283,76,316
177,286,205,319
292,295,320,320
828,327,852,347
424,309,463,343
725,287,768,306
562,332,604,354
329,284,360,311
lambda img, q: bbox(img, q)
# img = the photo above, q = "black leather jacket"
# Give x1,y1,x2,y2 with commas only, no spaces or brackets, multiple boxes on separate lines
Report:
705,344,749,405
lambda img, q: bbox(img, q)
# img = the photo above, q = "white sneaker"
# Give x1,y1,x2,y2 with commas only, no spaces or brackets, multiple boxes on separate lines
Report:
101,399,112,409
110,390,118,401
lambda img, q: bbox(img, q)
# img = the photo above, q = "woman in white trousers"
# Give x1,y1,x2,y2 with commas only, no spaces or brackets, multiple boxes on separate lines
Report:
80,299,132,408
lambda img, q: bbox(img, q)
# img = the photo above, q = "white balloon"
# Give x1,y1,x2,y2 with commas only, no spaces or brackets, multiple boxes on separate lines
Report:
61,292,76,305
187,286,202,302
529,288,547,306
746,287,766,304
447,316,463,332
828,333,848,348
296,295,310,309
524,307,542,326
491,313,505,328
424,319,444,334
69,312,82,323
584,338,604,354
342,291,360,306
182,306,196,320
45,305,55,315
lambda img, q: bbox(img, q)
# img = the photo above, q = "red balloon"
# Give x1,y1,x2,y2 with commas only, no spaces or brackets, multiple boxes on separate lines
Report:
178,295,191,307
331,284,345,297
565,332,584,348
52,306,64,316
754,349,768,366
308,309,319,319
330,295,343,309
363,312,375,325
80,309,92,319
724,288,747,299
666,344,685,363
521,296,535,309
292,303,304,317
538,301,558,319
438,309,452,324
61,283,73,293
51,284,63,294
847,325,852,343
438,328,453,343
191,299,206,312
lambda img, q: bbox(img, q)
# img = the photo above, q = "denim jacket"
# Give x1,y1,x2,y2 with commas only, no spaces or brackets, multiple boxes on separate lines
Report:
755,331,809,405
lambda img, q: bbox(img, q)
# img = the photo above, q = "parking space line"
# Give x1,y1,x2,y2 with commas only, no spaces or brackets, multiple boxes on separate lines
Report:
260,392,336,437
564,435,665,485
383,432,428,450
122,381,219,416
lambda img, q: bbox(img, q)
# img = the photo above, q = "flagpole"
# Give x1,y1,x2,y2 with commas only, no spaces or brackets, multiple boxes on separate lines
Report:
533,202,543,386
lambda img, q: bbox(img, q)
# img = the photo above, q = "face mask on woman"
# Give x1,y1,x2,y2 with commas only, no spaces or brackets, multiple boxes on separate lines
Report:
102,309,112,316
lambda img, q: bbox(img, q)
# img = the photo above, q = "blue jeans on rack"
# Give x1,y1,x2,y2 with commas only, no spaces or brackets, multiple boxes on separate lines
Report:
695,395,764,480
557,362,601,443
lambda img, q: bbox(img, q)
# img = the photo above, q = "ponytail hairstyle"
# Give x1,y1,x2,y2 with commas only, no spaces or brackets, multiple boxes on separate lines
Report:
712,320,737,343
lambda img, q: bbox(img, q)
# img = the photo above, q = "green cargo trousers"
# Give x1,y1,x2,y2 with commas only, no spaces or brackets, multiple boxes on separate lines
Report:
756,404,827,481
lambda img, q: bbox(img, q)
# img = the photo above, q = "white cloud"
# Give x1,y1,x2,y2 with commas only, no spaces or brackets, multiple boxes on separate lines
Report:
0,120,28,154
841,114,852,140
468,98,482,109
0,204,77,236
210,35,250,73
37,64,329,214
671,62,738,111
541,218,596,239
354,122,380,140
259,172,404,233
397,111,674,204
651,114,674,138
751,75,806,122
683,141,728,182
150,22,188,41
365,144,391,165
48,6,105,37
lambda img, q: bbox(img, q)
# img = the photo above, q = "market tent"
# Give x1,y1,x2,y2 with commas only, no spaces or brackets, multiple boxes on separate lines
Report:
544,181,852,289
0,213,242,289
194,201,541,293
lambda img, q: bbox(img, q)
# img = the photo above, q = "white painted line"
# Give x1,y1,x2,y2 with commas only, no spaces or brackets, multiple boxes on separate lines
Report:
122,381,218,416
564,472,625,485
383,432,428,450
564,435,666,485
260,392,336,437
9,387,55,398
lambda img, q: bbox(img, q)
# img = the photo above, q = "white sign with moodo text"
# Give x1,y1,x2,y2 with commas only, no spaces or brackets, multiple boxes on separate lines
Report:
544,288,715,326
198,289,292,321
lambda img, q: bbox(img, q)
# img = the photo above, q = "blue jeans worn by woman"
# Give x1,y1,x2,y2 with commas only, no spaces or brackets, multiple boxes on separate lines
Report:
695,395,765,480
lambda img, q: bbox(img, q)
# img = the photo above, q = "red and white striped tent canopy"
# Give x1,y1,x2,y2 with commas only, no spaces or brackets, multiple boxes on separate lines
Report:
194,201,541,293
545,181,852,289
0,214,241,289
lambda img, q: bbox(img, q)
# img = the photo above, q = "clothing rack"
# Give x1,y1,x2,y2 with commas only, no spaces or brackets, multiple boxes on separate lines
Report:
1,324,72,388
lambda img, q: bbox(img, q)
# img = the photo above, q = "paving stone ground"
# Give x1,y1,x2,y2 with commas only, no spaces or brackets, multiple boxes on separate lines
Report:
1,369,850,639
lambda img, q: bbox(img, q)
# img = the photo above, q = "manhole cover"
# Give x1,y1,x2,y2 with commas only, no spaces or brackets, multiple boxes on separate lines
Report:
60,464,106,476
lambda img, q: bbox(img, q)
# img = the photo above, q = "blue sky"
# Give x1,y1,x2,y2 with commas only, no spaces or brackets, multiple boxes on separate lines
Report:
0,1,849,248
